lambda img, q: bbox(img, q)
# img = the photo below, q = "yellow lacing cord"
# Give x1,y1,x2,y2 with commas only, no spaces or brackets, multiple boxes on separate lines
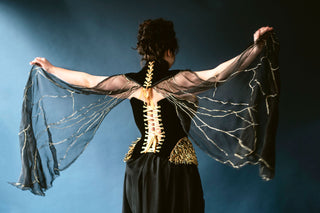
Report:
140,61,166,153
141,105,165,153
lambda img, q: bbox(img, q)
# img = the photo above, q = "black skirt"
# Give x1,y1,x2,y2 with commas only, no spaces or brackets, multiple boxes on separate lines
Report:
122,153,205,213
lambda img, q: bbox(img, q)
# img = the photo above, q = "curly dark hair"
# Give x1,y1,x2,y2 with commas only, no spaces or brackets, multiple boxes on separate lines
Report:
136,18,179,61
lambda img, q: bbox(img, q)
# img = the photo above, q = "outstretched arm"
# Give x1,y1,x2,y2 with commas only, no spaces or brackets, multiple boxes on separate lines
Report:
195,26,273,81
29,58,107,88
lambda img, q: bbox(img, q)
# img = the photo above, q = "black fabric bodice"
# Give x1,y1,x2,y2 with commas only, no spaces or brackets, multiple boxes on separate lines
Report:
124,59,192,160
129,97,189,160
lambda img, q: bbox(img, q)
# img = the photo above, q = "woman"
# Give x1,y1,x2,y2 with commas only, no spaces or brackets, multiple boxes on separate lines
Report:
12,19,279,213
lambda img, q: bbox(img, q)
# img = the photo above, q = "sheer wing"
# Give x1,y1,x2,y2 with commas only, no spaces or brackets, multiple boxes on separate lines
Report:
155,32,280,180
10,66,140,195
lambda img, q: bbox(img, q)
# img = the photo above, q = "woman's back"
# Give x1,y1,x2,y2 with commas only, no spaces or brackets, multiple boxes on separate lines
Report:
122,59,204,213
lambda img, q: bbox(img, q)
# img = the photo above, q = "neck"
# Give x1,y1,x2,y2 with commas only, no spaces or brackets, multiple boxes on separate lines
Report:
145,58,170,71
163,56,174,68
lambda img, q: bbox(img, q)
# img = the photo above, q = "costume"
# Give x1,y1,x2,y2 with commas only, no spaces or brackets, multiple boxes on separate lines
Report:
10,32,279,213
122,61,204,212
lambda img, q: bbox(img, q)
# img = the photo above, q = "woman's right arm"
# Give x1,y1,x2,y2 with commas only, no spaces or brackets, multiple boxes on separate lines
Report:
30,57,107,88
195,26,273,81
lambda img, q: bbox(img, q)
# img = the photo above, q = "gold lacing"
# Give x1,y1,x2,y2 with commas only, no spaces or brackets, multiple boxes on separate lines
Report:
140,61,166,153
169,137,198,165
123,138,140,162
141,104,165,153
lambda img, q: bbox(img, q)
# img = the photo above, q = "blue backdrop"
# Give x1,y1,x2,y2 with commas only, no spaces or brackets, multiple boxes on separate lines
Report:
1,0,319,212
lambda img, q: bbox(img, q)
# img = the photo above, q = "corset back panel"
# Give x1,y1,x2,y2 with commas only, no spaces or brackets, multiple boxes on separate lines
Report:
129,97,188,159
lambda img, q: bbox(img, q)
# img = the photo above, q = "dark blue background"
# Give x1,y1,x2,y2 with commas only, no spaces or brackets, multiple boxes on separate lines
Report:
1,0,319,212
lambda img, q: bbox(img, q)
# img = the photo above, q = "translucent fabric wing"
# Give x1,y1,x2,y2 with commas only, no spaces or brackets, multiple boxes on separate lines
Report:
11,31,279,197
155,32,279,180
10,66,139,195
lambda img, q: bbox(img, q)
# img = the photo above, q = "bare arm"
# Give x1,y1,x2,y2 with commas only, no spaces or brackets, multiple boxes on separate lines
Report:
195,26,273,81
29,58,107,88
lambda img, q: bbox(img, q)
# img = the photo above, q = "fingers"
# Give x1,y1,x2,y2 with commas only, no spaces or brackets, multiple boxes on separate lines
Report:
257,26,273,35
29,57,53,72
254,26,274,42
260,26,273,34
29,57,46,66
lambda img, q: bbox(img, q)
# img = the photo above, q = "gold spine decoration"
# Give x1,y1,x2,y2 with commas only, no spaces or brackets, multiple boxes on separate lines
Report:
139,61,166,154
140,104,165,153
123,138,140,162
142,61,155,106
143,61,154,89
169,137,198,165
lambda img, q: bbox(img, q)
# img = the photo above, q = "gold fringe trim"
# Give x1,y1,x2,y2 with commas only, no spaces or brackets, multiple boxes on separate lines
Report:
123,138,140,162
169,137,198,165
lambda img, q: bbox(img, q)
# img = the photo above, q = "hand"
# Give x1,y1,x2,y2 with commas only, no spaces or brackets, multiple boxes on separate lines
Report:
29,57,54,72
254,26,273,43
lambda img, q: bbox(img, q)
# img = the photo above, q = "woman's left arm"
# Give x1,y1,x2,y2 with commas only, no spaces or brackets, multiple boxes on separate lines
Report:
195,26,273,81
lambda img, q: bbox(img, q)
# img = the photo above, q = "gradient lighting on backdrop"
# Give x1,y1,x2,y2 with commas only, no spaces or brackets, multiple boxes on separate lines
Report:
1,0,319,213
